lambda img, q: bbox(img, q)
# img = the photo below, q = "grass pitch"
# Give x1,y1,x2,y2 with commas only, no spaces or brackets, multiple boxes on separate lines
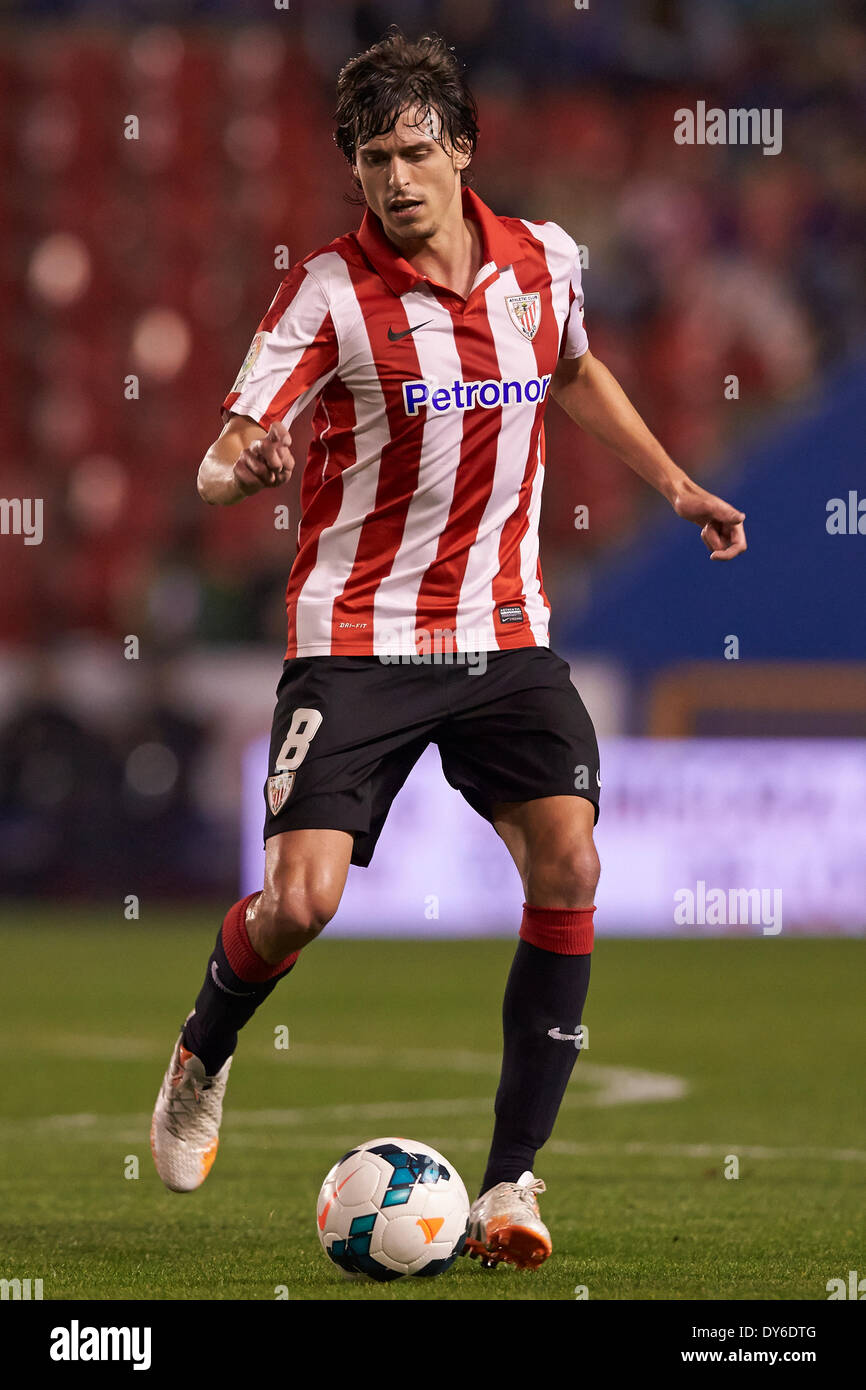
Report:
0,909,863,1301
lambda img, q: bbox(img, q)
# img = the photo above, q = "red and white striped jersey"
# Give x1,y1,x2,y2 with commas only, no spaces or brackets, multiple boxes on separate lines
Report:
222,188,588,658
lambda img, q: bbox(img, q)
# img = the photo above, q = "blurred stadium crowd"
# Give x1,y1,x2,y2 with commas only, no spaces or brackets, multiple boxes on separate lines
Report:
1,0,864,895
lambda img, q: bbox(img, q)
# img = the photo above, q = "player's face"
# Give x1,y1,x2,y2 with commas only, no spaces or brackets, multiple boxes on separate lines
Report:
354,106,470,246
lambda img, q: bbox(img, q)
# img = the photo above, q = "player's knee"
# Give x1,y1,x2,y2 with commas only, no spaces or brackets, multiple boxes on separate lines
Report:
563,841,600,902
257,878,341,955
527,838,600,908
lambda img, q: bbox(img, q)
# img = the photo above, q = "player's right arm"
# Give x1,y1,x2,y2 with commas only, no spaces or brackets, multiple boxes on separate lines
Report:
197,415,295,506
200,261,339,506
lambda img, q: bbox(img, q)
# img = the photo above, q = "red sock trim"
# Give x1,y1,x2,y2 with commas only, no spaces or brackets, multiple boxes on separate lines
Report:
519,902,595,955
221,892,300,982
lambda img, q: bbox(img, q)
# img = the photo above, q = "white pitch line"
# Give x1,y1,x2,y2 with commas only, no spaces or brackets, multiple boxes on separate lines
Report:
1,1110,863,1165
222,1135,866,1165
0,1060,687,1145
1,1036,508,1069
575,1064,687,1106
1,1039,683,1089
3,1034,689,1103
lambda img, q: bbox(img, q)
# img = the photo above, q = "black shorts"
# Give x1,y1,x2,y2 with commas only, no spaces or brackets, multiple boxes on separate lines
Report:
263,646,600,867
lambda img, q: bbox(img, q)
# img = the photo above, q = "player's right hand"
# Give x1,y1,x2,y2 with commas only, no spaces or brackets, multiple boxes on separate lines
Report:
232,421,295,496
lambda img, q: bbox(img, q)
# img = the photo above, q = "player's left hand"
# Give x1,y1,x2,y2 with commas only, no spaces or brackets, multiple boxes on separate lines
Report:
673,483,747,561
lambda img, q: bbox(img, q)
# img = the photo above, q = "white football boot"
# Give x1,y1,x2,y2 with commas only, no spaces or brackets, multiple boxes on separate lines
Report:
464,1171,552,1269
150,1019,232,1192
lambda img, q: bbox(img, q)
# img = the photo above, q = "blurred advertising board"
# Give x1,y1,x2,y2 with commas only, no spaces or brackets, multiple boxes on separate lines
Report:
242,738,866,936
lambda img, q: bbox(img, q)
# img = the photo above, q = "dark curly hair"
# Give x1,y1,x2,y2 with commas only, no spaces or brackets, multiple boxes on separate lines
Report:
334,28,479,189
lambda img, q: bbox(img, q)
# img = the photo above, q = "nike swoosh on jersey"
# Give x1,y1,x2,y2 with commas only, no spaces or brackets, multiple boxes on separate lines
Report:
547,1026,582,1041
387,320,432,342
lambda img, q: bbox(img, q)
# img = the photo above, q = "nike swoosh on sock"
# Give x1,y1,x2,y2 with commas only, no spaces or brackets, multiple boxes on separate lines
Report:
210,961,254,998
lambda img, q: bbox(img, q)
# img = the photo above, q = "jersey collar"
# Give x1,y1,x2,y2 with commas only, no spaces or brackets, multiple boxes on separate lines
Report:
356,187,520,300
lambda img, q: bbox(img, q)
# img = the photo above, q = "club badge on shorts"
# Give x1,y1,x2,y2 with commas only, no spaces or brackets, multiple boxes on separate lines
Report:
505,292,541,341
267,770,295,815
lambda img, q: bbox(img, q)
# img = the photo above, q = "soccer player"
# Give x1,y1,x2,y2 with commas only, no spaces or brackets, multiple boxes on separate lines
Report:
151,31,746,1271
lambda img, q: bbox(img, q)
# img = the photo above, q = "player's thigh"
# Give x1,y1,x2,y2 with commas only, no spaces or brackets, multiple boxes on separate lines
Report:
438,648,600,817
491,794,599,905
264,656,440,866
258,826,354,932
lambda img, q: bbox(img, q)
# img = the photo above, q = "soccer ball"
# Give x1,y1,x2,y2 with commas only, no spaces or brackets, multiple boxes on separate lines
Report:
316,1137,470,1281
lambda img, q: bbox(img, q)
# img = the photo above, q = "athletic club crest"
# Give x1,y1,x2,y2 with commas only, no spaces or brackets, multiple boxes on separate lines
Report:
505,292,541,341
267,770,295,816
231,331,265,392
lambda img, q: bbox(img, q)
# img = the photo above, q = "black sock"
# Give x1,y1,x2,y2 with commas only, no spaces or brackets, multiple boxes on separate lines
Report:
480,939,591,1195
181,926,297,1076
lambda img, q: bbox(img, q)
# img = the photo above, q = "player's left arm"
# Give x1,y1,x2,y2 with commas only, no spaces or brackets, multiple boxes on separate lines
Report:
550,349,747,560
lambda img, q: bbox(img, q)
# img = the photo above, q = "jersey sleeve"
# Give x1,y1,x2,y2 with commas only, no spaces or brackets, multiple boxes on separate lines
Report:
222,264,339,429
559,241,589,360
